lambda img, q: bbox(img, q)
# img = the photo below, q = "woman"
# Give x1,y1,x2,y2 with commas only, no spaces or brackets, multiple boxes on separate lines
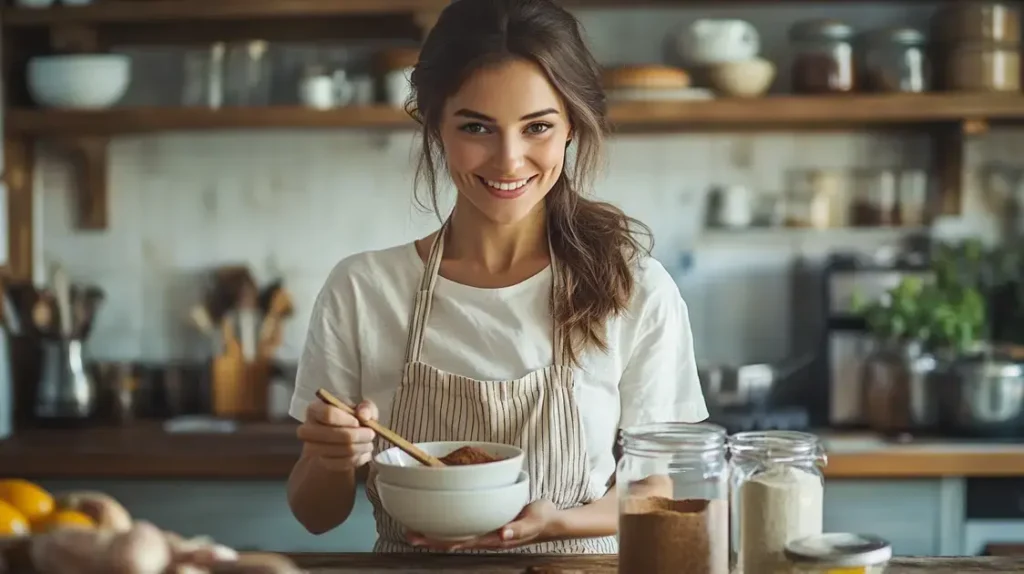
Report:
286,0,708,554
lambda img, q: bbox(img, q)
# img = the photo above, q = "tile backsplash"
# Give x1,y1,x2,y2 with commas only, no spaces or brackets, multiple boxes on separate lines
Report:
27,2,1023,366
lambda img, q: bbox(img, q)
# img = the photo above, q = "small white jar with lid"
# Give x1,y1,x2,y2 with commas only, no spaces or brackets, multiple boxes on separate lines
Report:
784,533,893,574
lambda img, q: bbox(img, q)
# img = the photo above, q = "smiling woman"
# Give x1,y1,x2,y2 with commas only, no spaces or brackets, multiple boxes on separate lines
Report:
285,0,709,556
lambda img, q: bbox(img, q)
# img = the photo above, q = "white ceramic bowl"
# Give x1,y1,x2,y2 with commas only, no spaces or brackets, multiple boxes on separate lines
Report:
27,54,131,109
376,470,529,541
706,57,777,98
374,441,525,490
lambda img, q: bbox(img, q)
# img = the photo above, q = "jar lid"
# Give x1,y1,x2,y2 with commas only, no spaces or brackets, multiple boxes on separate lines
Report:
790,19,855,41
785,533,892,566
865,26,926,45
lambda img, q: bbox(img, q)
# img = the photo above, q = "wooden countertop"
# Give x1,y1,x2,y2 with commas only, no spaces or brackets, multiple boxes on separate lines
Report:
3,423,1024,479
283,553,1022,573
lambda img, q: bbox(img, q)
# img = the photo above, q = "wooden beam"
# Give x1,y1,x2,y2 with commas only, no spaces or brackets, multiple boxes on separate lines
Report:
3,138,34,282
58,137,109,230
932,122,966,217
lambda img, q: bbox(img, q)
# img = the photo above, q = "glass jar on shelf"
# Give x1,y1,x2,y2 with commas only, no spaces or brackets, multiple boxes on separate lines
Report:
861,27,930,93
729,430,828,574
850,168,898,227
897,169,930,227
790,19,857,93
617,422,729,574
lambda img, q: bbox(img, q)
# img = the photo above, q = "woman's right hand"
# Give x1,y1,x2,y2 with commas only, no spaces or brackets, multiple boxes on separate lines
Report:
296,399,378,473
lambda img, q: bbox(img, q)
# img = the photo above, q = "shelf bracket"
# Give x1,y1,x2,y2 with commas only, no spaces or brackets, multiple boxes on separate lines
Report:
931,120,980,218
54,137,109,230
3,138,35,282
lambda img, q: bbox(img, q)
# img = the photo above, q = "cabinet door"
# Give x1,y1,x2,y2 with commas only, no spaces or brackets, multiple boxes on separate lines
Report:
824,479,963,556
38,479,379,552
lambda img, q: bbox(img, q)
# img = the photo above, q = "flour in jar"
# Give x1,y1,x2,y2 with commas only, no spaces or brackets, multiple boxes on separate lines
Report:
739,464,824,574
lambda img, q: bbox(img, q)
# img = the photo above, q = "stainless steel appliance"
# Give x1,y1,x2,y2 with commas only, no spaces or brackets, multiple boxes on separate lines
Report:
822,252,932,427
699,354,814,434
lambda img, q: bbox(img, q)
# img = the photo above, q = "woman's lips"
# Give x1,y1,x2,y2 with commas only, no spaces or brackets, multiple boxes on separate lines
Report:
478,175,536,200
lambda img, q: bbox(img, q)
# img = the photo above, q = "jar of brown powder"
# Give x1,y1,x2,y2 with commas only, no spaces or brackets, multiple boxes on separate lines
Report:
616,422,729,574
790,19,858,93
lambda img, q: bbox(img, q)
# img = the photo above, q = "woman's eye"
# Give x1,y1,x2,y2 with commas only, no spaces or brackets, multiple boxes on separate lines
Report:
458,123,490,134
525,122,552,135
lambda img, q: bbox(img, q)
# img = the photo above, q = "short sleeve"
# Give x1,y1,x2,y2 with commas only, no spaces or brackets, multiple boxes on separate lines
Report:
618,260,709,430
288,265,362,423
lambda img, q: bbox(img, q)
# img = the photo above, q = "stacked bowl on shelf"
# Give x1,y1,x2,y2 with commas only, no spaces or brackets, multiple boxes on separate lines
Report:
676,18,777,98
373,441,529,541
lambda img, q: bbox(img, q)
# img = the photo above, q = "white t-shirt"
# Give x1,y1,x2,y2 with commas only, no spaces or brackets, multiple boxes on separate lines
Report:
289,241,709,494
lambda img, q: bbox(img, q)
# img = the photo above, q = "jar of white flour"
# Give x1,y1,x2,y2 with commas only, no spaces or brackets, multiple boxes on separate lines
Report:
729,430,827,574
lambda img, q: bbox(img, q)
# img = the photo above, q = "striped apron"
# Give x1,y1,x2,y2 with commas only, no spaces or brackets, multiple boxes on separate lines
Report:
366,220,618,554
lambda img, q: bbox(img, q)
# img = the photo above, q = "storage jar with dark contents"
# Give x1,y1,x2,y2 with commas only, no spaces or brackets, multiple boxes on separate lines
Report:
943,41,1021,91
861,27,931,92
790,19,857,94
616,422,729,574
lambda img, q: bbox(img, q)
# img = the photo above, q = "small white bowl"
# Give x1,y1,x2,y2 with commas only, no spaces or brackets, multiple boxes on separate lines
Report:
28,54,131,110
376,470,529,541
374,441,524,490
707,57,777,98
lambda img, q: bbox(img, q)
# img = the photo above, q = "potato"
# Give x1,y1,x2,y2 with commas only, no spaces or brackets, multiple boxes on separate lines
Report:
102,521,171,574
209,553,301,574
164,530,237,569
30,527,117,574
55,491,133,533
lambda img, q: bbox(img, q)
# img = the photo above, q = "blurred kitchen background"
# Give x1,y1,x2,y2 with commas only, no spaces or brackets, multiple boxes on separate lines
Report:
4,0,1024,560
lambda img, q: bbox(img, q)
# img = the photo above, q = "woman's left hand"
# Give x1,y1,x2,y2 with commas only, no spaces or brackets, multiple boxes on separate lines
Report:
406,499,560,551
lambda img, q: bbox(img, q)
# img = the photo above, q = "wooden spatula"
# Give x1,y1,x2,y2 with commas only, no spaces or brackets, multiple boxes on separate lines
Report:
315,388,445,468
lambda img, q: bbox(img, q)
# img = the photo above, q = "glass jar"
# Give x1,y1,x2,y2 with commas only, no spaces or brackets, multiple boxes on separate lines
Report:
790,19,857,93
785,533,893,574
729,431,828,574
617,422,729,574
862,27,930,92
850,169,898,227
943,41,1021,92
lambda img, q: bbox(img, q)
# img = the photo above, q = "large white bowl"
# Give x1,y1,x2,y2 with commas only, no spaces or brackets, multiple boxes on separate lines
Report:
27,54,131,109
376,470,529,541
374,441,524,490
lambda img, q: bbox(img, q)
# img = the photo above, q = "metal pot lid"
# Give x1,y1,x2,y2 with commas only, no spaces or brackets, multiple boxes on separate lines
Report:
785,533,892,566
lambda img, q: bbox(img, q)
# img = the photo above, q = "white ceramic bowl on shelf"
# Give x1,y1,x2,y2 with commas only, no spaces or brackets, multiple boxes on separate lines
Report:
375,470,530,541
707,57,777,98
373,441,525,490
27,54,131,109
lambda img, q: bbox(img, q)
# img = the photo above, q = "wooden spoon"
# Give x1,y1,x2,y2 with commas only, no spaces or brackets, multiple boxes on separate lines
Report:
314,388,446,468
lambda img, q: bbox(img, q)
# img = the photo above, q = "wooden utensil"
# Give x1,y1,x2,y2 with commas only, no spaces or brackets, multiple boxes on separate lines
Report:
314,388,446,468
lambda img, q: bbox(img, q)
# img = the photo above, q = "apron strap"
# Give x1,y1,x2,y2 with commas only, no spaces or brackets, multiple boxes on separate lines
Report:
404,217,566,367
404,219,449,364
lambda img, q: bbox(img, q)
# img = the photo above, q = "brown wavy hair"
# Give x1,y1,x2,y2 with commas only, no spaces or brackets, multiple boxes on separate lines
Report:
407,0,653,366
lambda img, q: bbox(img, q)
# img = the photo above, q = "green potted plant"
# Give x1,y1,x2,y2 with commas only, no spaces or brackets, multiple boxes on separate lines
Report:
851,275,986,433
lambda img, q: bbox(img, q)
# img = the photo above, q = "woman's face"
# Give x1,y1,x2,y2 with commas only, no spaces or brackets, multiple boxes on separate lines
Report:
440,58,572,226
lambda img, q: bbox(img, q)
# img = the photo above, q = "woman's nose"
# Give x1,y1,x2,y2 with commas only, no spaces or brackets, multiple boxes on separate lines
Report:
495,135,526,174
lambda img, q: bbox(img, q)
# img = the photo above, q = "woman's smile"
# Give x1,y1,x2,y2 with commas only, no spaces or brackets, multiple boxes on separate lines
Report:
478,175,538,200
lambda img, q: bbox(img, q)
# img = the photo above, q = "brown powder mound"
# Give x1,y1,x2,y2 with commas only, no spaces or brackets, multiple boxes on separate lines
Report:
438,446,503,466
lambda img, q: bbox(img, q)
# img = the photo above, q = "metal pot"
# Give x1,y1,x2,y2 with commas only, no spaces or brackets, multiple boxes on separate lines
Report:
935,358,1024,438
862,341,940,435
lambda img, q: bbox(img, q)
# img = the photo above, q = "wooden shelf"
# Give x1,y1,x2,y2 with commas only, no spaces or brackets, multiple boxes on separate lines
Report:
1,0,447,25
7,94,1024,136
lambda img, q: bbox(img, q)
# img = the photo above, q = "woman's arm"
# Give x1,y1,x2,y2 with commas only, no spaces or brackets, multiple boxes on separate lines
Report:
286,263,366,534
544,487,618,540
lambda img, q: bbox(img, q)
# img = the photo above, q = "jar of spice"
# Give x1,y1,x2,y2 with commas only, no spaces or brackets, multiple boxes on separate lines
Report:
784,533,893,574
861,27,930,92
790,19,857,93
729,431,827,574
617,422,729,574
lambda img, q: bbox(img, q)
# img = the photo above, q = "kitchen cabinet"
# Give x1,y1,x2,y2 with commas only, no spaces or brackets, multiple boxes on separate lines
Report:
30,477,972,555
825,478,965,556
